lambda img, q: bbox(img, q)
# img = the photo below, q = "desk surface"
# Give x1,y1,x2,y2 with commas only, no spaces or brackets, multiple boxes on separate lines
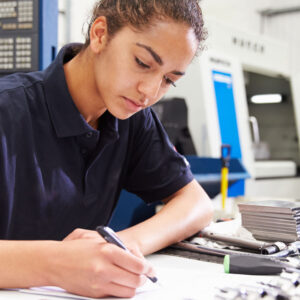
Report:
0,253,275,300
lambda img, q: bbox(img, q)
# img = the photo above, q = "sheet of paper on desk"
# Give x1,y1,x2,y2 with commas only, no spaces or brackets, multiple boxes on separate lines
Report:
0,267,204,300
116,265,272,300
0,273,189,300
1,286,98,300
0,262,273,300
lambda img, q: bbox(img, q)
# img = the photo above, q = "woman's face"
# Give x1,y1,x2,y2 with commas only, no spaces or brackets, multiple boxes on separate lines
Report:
92,19,198,120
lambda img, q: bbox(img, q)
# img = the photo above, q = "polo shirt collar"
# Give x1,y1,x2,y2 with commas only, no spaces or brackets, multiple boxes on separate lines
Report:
43,43,119,138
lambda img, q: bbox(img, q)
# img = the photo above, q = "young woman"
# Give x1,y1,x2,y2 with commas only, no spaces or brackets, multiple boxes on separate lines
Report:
0,0,213,298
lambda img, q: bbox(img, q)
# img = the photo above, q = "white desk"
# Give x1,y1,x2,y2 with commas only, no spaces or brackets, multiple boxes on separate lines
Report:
0,253,275,300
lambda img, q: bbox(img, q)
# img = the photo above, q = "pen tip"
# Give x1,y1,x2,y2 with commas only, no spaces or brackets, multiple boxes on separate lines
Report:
148,276,158,283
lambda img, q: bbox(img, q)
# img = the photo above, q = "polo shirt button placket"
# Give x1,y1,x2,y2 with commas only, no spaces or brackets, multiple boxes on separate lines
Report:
86,132,93,138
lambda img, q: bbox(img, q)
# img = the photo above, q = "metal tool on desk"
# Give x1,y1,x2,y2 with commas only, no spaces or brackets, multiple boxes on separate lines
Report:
217,283,291,300
220,144,231,210
224,254,300,275
200,229,300,257
268,241,300,258
200,230,271,251
216,270,300,299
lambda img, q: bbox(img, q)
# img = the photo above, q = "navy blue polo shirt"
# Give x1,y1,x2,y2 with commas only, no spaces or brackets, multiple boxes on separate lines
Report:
0,44,194,240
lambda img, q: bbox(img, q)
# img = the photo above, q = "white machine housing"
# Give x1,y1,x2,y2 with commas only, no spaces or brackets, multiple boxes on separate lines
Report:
166,18,300,197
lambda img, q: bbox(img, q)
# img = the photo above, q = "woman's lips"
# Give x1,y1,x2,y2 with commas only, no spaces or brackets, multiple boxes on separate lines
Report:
123,96,144,112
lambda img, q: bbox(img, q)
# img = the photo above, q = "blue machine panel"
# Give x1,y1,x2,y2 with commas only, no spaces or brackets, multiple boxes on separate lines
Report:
212,70,244,195
39,0,58,70
212,70,241,158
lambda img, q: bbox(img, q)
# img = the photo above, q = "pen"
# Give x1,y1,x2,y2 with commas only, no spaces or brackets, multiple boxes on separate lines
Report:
96,225,158,283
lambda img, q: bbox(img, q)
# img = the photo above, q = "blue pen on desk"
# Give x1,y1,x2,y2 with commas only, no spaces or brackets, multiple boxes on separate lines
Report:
96,226,158,283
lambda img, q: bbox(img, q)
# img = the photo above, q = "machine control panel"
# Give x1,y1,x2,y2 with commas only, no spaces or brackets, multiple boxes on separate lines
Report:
0,0,39,75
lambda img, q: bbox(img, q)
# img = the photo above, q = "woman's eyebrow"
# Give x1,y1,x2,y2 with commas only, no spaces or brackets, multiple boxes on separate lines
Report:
136,42,163,65
135,43,185,76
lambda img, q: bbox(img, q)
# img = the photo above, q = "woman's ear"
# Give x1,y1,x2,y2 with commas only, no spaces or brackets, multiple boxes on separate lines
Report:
89,16,108,54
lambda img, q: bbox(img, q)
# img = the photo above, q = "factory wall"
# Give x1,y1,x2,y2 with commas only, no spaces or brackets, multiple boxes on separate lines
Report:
58,0,300,74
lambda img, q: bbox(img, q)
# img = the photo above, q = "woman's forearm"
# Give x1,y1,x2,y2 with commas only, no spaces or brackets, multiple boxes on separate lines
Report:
119,180,213,255
0,240,59,288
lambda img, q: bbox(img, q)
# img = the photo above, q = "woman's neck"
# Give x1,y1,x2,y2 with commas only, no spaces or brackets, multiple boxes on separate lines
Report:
63,47,107,127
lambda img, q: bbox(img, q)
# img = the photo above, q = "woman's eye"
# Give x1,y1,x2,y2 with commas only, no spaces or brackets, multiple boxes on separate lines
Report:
135,57,150,69
164,76,176,87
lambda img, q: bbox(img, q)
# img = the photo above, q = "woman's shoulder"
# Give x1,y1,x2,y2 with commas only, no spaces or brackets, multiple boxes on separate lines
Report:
0,71,45,125
0,71,44,98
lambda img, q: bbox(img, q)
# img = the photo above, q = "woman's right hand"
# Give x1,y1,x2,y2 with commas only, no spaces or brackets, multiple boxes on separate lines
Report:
48,238,155,298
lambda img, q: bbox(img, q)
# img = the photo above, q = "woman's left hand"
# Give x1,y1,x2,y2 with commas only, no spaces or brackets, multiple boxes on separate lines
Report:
63,228,144,259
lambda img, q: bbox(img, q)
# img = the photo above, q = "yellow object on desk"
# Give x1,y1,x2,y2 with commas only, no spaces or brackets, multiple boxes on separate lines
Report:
221,166,229,209
220,144,231,210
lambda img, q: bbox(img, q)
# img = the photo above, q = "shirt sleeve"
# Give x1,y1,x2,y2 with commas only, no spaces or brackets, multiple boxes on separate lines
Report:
123,108,194,203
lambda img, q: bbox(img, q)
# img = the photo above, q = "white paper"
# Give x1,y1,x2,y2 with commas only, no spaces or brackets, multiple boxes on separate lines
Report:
0,254,275,300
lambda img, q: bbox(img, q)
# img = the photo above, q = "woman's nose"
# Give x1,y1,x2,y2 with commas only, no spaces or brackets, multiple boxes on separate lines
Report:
137,76,162,101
